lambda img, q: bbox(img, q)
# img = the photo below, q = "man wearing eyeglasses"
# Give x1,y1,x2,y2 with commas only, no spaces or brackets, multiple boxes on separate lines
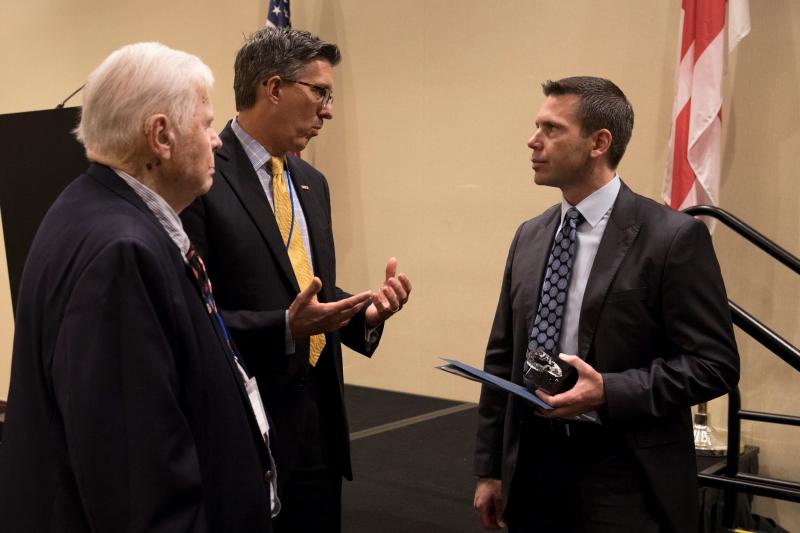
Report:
181,27,411,533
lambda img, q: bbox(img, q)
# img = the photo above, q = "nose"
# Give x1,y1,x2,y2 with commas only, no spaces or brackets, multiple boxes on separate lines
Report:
527,129,542,150
319,100,333,120
210,130,222,151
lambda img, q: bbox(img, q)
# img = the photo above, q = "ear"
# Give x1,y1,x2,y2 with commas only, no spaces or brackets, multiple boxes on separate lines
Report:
589,128,612,160
261,75,283,105
144,114,175,161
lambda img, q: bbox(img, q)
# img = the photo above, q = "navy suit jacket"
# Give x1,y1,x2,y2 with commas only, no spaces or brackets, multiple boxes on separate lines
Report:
474,182,739,533
181,122,381,484
0,164,273,532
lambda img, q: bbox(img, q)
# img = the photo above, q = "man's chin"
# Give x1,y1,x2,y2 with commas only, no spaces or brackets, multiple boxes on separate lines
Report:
288,137,310,153
198,176,213,195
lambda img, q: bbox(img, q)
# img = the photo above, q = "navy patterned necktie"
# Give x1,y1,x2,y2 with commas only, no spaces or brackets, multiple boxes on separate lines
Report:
528,207,584,357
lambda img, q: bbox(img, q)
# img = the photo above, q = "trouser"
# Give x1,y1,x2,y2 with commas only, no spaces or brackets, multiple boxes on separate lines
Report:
273,466,342,533
506,413,662,533
273,367,343,533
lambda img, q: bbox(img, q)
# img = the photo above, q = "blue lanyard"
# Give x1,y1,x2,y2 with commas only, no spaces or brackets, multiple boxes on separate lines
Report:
200,290,239,359
205,293,249,378
186,247,247,373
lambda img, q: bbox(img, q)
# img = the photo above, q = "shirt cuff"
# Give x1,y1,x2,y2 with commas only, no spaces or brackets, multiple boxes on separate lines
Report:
284,310,295,355
365,323,380,351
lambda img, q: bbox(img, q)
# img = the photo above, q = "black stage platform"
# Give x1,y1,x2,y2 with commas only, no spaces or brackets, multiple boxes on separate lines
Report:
342,385,483,532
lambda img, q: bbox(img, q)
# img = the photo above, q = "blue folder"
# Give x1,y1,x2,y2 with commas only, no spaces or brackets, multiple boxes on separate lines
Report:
437,358,599,424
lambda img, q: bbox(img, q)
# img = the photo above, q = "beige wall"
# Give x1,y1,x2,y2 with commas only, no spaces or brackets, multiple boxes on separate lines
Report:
2,0,799,527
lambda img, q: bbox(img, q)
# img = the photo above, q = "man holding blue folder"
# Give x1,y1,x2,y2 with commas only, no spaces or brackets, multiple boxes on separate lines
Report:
473,76,739,533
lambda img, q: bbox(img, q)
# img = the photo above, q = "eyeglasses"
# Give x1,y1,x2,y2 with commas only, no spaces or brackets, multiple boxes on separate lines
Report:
285,79,334,108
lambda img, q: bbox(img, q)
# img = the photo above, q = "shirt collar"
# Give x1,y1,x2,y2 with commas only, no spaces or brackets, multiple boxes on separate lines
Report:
112,168,191,258
560,175,621,228
231,117,273,173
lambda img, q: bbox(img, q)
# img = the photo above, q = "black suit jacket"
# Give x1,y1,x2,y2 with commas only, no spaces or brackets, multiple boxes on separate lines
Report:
474,182,739,533
0,164,273,532
181,122,381,484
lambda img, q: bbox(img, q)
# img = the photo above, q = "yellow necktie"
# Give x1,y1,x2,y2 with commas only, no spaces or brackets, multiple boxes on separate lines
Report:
271,156,326,366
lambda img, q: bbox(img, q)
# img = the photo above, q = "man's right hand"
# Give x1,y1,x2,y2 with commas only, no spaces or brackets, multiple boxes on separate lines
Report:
474,477,506,530
288,277,372,337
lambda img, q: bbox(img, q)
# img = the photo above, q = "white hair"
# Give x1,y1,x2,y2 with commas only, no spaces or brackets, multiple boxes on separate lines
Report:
75,42,214,162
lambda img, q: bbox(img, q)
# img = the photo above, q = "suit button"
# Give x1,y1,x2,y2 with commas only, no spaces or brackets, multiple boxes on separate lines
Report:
297,376,307,388
265,470,274,482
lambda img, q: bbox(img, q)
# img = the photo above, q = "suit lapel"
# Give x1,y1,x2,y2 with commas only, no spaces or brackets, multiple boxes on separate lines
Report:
285,156,330,299
187,263,271,458
208,301,271,458
216,123,300,293
578,182,641,358
524,206,562,333
88,164,163,228
181,254,271,457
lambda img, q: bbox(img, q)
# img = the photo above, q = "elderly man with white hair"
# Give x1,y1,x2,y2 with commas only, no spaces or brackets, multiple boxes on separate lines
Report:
0,42,277,532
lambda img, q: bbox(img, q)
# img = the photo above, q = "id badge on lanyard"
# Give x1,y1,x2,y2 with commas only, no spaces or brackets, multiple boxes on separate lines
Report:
236,359,270,440
245,376,270,440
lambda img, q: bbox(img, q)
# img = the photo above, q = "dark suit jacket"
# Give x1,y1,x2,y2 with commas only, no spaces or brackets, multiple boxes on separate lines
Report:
181,122,381,484
0,164,273,532
474,182,739,533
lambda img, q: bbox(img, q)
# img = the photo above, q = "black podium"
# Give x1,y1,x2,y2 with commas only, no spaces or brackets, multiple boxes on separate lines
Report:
0,106,88,310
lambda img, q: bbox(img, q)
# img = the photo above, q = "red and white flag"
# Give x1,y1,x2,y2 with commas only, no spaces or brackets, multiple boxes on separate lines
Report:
662,0,750,211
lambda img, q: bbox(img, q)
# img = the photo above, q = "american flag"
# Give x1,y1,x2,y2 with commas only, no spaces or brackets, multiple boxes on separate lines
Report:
267,0,291,28
662,0,750,212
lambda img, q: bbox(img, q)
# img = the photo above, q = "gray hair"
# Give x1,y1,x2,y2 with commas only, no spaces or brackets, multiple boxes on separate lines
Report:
234,27,340,111
75,42,214,162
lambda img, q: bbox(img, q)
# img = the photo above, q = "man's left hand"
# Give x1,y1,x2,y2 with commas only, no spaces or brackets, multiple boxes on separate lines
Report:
365,257,412,327
536,354,605,419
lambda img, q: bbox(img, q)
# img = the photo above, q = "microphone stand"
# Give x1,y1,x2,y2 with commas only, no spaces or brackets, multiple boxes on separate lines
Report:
56,83,85,109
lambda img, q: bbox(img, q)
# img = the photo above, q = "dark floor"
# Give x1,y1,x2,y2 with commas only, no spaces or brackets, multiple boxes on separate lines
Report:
340,386,793,533
342,385,484,533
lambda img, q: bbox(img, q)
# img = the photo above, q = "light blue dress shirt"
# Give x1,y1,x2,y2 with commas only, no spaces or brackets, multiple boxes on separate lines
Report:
557,176,621,357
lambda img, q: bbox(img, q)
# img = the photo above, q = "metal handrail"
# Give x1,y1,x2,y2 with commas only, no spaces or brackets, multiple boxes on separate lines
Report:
728,301,800,373
683,205,800,528
684,205,800,274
